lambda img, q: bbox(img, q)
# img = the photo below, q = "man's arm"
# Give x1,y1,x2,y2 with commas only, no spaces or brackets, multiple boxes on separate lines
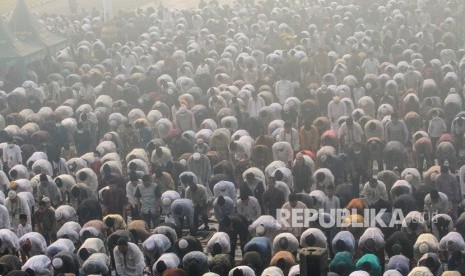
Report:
113,249,124,275
134,248,145,275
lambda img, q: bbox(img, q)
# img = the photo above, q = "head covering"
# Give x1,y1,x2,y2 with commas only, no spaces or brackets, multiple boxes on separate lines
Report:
145,239,156,251
10,181,17,190
51,257,63,269
349,271,371,276
8,190,16,200
384,270,403,276
407,267,433,276
261,266,284,276
386,255,410,276
329,251,356,274
355,254,382,276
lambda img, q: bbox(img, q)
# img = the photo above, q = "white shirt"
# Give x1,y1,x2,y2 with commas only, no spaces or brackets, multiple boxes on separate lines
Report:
3,144,22,169
0,205,10,230
247,96,266,118
114,242,145,276
277,128,300,152
275,80,294,104
362,57,380,75
428,117,447,138
126,180,141,208
338,122,364,147
17,223,32,238
4,196,31,230
328,101,347,122
237,196,261,222
272,142,294,163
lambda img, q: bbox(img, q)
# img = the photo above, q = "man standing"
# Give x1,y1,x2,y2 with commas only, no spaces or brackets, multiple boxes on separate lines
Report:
274,74,294,104
126,173,141,220
280,193,307,238
33,200,57,244
135,175,160,228
2,137,21,172
185,176,209,231
113,238,145,276
102,182,128,217
436,164,461,220
338,118,364,152
327,96,347,131
361,51,380,75
292,153,312,193
262,177,286,218
361,178,389,207
237,191,261,224
4,191,30,231
247,90,265,118
186,152,212,196
277,122,300,152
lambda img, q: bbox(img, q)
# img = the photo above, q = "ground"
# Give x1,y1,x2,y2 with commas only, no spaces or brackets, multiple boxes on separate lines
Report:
1,0,234,15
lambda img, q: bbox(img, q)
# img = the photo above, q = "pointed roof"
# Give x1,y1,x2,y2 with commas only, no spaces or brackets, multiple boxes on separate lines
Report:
0,16,44,62
8,0,68,53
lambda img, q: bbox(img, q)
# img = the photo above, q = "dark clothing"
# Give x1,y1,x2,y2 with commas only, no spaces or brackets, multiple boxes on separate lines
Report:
33,209,56,244
102,186,127,216
51,125,69,151
349,148,370,197
292,164,312,192
77,198,102,225
262,187,285,218
52,252,80,275
99,174,127,192
219,214,250,259
74,130,91,155
241,181,265,207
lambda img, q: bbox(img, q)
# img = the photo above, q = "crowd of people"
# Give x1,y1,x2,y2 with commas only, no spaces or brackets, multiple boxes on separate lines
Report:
0,0,465,275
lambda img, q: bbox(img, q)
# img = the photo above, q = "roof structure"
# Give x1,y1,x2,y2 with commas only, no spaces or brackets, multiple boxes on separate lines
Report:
8,0,68,54
0,15,44,62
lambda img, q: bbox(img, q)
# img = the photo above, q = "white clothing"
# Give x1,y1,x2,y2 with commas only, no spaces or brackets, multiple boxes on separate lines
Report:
206,232,231,254
114,242,145,276
19,232,47,256
213,181,237,206
237,197,261,223
0,205,10,230
247,96,266,118
17,223,32,238
3,144,22,169
276,128,300,152
362,57,380,75
275,80,294,104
